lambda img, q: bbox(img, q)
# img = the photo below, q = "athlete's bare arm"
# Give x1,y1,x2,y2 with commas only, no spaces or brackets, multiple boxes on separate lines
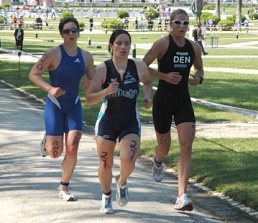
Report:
135,60,152,109
143,37,181,84
188,41,204,86
86,62,119,106
28,47,65,97
82,50,94,91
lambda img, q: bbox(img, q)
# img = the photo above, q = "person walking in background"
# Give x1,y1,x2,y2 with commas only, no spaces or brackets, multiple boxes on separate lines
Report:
28,17,94,202
209,18,213,32
143,8,204,212
158,16,162,31
14,24,24,51
13,14,17,28
196,23,208,55
139,17,144,31
18,16,24,26
89,16,94,31
51,6,56,19
135,17,138,31
86,29,152,214
125,17,129,30
243,18,249,33
164,17,169,30
45,17,49,28
9,15,14,30
45,7,49,18
35,15,42,30
3,17,7,29
147,18,151,30
237,18,242,32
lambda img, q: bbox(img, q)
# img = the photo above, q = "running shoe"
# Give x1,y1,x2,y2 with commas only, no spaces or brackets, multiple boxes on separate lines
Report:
116,175,129,206
152,155,164,182
57,185,76,201
174,194,193,211
100,194,113,214
40,134,48,157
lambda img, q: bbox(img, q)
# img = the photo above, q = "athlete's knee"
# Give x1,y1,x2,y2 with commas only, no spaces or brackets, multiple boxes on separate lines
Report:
65,145,79,157
180,141,193,157
99,161,113,172
121,157,135,170
48,148,64,158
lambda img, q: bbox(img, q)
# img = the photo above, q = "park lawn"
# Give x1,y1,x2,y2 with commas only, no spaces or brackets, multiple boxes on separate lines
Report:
140,137,258,210
190,71,258,111
202,58,258,70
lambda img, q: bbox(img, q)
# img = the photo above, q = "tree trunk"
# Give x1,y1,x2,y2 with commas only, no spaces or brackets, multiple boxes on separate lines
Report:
236,0,242,22
215,0,220,18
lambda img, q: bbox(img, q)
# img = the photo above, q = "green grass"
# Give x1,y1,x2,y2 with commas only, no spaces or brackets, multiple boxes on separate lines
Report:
140,138,258,210
203,58,258,70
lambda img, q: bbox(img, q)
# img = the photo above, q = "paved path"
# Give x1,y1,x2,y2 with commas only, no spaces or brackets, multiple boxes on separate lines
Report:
1,72,258,223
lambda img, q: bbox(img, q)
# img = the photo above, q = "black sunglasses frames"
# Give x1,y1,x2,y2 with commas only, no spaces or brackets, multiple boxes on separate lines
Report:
62,28,79,34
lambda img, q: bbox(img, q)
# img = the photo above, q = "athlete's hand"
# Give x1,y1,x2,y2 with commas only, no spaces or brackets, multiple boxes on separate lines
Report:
82,76,91,90
144,97,152,109
49,87,66,97
188,74,201,86
106,79,119,95
164,72,182,84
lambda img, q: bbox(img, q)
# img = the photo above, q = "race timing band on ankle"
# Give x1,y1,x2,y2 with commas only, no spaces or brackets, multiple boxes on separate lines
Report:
104,190,112,196
155,157,162,165
60,181,69,186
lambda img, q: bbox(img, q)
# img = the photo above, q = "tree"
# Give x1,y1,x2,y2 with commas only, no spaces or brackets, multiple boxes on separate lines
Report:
215,0,220,18
60,12,74,20
236,0,242,23
144,8,159,20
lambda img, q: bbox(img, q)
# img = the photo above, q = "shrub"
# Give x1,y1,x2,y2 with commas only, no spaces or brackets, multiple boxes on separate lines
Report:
2,3,10,9
101,19,123,30
217,20,234,31
208,15,220,24
203,4,215,10
79,22,85,28
117,10,129,19
228,14,245,23
248,12,258,20
62,3,69,8
0,17,4,24
144,8,159,20
200,12,213,23
60,12,74,20
226,15,234,22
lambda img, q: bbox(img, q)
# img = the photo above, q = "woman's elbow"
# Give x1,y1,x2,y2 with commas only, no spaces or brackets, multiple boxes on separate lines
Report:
28,73,35,83
85,97,94,106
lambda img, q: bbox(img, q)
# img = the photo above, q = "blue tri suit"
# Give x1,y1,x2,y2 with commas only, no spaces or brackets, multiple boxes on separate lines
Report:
95,59,141,142
44,44,86,136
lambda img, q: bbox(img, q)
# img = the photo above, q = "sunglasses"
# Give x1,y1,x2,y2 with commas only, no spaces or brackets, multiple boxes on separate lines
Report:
172,20,189,26
62,28,79,34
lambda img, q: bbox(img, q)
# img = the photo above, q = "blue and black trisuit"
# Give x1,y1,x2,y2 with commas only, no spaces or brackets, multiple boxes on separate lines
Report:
95,59,141,142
